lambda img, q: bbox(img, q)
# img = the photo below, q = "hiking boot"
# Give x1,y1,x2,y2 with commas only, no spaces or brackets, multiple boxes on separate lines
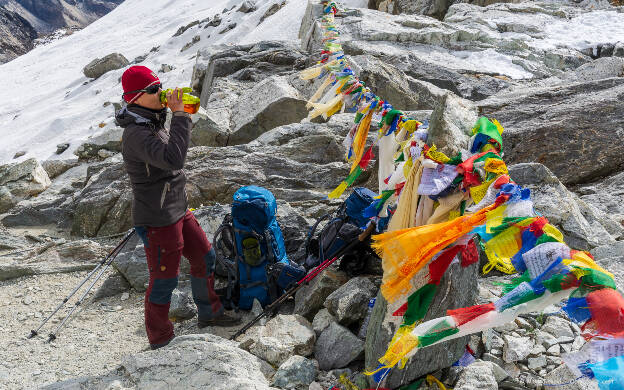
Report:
198,312,241,328
150,336,173,350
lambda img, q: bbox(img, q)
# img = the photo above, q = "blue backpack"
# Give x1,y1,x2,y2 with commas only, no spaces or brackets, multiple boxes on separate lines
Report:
225,186,304,310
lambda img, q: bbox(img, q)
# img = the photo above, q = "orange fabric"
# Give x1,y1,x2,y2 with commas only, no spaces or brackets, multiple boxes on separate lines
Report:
373,202,500,303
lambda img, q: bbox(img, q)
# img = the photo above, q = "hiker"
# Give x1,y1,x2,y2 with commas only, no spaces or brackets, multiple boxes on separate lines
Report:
115,65,240,350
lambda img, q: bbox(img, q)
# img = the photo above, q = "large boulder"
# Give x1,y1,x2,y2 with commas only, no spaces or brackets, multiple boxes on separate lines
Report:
43,334,277,390
0,158,51,213
591,241,624,292
365,261,479,388
509,163,623,250
480,77,624,185
83,53,129,79
428,92,478,156
324,276,377,326
315,321,364,370
228,76,308,145
248,314,316,366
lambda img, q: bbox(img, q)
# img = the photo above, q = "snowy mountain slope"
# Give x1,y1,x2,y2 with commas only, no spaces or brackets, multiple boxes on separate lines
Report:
0,0,306,163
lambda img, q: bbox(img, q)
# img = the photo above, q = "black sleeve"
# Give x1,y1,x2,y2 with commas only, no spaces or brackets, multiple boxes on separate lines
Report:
124,113,192,170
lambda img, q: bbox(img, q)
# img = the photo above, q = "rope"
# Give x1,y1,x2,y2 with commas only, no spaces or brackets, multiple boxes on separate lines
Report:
543,375,584,387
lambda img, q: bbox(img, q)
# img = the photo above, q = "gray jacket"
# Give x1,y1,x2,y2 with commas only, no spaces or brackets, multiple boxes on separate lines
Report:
116,105,192,227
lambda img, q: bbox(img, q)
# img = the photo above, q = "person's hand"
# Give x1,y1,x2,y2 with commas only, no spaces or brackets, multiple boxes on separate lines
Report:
166,88,184,112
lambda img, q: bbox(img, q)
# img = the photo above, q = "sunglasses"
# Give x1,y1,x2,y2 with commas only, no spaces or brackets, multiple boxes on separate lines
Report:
123,83,162,96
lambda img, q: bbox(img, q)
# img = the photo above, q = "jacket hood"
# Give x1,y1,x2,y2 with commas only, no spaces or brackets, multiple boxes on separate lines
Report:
115,105,167,129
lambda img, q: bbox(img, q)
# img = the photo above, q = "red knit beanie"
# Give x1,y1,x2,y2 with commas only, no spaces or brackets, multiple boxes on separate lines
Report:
121,66,160,103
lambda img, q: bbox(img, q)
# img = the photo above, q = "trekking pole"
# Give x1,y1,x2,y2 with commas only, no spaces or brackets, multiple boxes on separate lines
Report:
231,222,376,341
46,229,136,342
25,229,135,340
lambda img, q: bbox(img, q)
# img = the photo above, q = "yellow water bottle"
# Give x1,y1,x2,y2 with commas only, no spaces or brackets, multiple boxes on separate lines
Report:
160,87,201,114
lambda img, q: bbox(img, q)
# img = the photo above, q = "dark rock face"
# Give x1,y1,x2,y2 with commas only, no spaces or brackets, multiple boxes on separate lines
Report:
365,261,479,388
0,6,37,63
479,78,624,185
14,0,124,30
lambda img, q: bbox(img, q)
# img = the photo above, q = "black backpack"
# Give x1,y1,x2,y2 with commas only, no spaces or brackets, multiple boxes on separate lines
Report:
304,187,381,275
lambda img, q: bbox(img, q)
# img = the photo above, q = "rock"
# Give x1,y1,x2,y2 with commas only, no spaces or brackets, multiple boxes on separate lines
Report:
260,1,286,23
56,143,70,155
272,355,317,389
509,163,623,251
576,171,624,225
83,53,129,79
41,159,79,179
308,382,323,390
482,352,504,368
94,273,131,300
238,1,257,13
249,314,316,366
454,360,499,390
543,365,599,390
546,344,561,355
541,316,574,341
527,355,546,371
74,127,123,160
480,78,624,186
428,92,478,156
169,286,197,321
228,76,308,145
365,261,479,388
194,41,306,107
502,335,533,363
13,151,26,159
191,116,229,146
323,276,377,326
0,158,51,212
312,308,336,336
219,22,237,34
173,20,200,37
535,329,558,350
294,266,348,321
347,55,426,110
59,334,275,389
315,322,364,370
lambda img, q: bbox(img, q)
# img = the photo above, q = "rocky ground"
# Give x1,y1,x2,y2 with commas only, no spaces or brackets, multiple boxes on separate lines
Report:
1,0,623,389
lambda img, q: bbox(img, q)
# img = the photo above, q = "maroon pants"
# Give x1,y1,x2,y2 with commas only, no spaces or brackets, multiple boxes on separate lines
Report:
138,210,223,345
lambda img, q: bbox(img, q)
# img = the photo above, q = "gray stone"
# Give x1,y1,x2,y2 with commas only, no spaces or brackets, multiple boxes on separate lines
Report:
173,20,200,37
294,266,348,321
535,329,559,350
365,261,479,388
169,287,197,321
94,273,131,300
577,171,624,226
543,365,599,390
527,355,546,371
0,158,51,212
323,276,377,326
191,116,229,146
228,76,308,145
312,308,336,336
428,92,478,156
238,1,257,13
83,53,129,79
74,127,123,160
41,159,79,179
454,360,498,390
503,335,533,363
509,163,622,251
56,143,70,155
315,322,364,370
541,316,574,341
272,355,317,389
249,314,316,366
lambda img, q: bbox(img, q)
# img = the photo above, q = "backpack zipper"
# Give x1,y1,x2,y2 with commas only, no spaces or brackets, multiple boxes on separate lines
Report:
145,163,151,177
160,182,171,208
